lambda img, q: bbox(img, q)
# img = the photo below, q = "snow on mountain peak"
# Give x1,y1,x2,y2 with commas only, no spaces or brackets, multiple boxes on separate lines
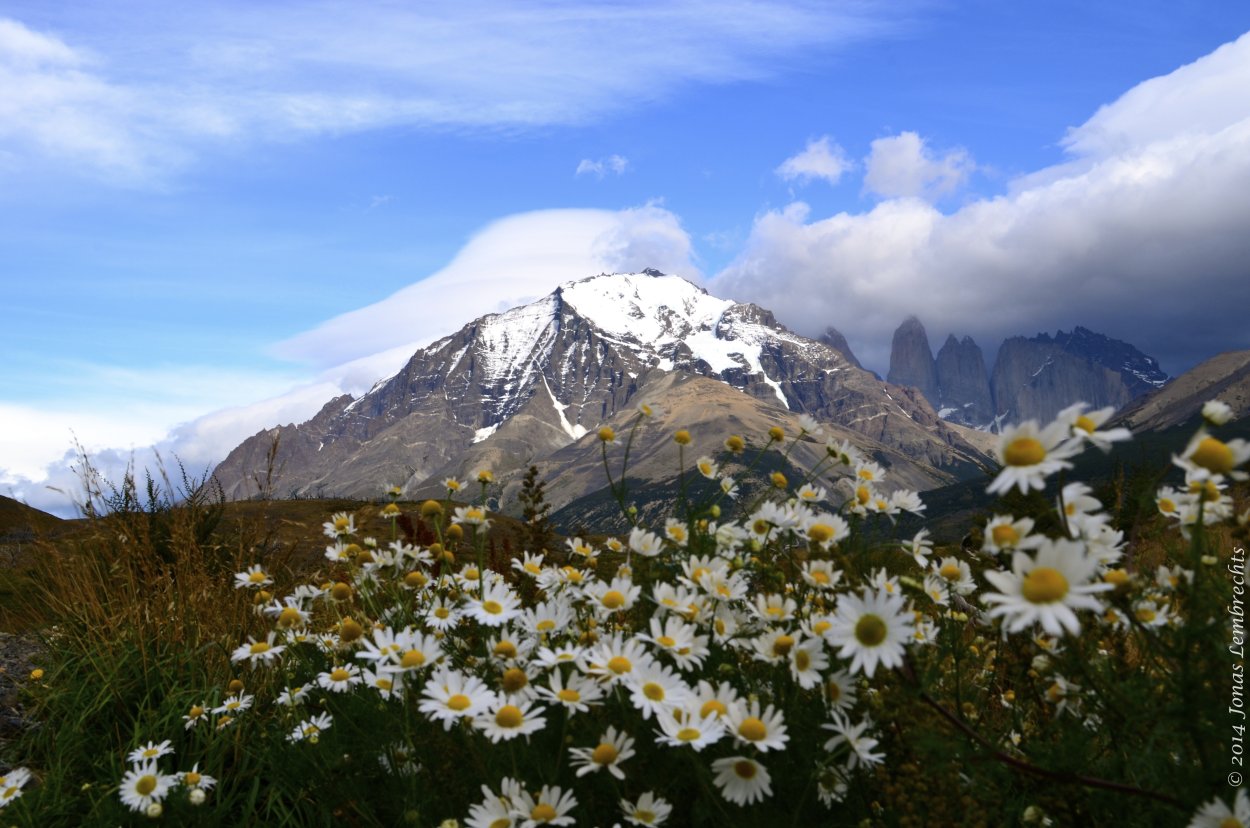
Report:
560,271,732,346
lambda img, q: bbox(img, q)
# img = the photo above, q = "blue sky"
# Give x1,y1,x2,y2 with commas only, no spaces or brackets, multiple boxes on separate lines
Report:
4,1,1250,514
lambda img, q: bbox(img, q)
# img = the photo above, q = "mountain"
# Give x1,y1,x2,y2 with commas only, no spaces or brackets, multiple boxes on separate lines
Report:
991,326,1168,425
1114,349,1250,431
934,335,994,427
886,317,940,405
213,271,991,511
818,327,863,370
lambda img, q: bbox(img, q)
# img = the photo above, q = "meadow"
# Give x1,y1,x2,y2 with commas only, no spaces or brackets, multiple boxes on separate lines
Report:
0,401,1246,827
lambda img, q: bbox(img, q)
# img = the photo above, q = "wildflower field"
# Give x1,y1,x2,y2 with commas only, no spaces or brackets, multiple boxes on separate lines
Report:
2,401,1248,826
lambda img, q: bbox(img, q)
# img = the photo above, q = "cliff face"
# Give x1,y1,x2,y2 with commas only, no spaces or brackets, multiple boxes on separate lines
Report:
886,317,939,406
989,328,1167,424
935,335,994,426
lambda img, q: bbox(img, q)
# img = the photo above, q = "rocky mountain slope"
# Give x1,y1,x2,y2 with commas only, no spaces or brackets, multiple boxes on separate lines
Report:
1114,349,1250,431
213,271,991,511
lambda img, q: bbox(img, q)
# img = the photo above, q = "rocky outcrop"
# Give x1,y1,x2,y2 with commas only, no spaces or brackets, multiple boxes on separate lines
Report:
213,272,992,506
935,335,993,427
887,317,940,406
991,327,1167,425
818,327,862,369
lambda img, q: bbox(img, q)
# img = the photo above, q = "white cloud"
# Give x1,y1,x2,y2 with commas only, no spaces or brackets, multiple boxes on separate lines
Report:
0,2,911,183
275,204,699,372
775,136,851,185
576,155,630,178
862,131,974,200
715,33,1250,375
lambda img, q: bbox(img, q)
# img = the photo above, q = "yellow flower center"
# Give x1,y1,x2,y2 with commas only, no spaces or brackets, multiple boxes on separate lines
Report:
494,640,517,659
813,620,831,635
537,619,556,632
248,570,267,583
463,567,480,581
602,590,626,609
734,760,757,779
1218,818,1243,828
828,682,842,703
1192,436,1235,475
434,607,450,619
1103,569,1129,588
531,803,558,823
592,743,619,764
136,775,157,796
856,485,871,505
936,563,961,582
738,717,767,741
495,705,523,728
772,635,795,656
375,677,393,691
795,650,811,671
330,582,353,601
857,468,875,480
634,809,657,824
502,668,528,692
482,600,504,615
557,688,581,703
991,524,1019,547
725,435,745,453
1004,437,1046,466
656,635,676,648
700,699,728,718
189,705,204,718
1021,567,1070,604
771,471,788,489
330,668,351,682
185,771,201,786
489,820,511,828
642,682,665,701
1074,415,1097,434
599,426,616,442
249,641,270,655
400,649,425,669
854,614,888,647
1157,497,1177,514
676,727,701,741
607,656,632,675
445,693,471,711
277,607,303,628
808,525,835,544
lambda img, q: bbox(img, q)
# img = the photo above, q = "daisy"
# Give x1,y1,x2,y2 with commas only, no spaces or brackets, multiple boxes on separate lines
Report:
823,669,858,713
379,629,445,674
934,557,976,596
1203,399,1235,426
639,616,708,671
362,668,404,699
1188,788,1250,828
982,538,1112,637
231,632,286,666
536,671,603,715
663,518,690,547
822,713,885,770
288,712,333,743
0,767,31,807
128,740,174,763
585,634,655,686
585,576,642,616
922,574,950,606
711,756,772,806
420,667,497,730
625,661,689,719
488,627,534,664
982,514,1040,555
789,636,829,689
317,664,364,693
233,564,273,590
987,419,1081,495
902,529,933,569
521,598,574,636
696,456,719,479
512,784,577,827
719,476,740,499
1058,402,1131,451
452,504,491,528
466,582,523,627
628,527,664,558
119,759,177,813
826,588,914,678
183,703,209,730
854,460,886,484
322,512,356,538
569,726,636,779
533,644,589,671
512,551,546,579
825,437,862,466
752,592,797,624
425,598,461,631
1176,429,1250,480
475,699,547,742
465,782,517,828
277,684,311,706
655,703,725,751
263,596,311,630
804,513,850,550
889,488,926,515
621,791,673,827
727,699,789,752
212,694,253,715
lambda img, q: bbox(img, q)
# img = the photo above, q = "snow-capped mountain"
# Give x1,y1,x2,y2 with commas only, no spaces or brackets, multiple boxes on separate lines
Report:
212,270,990,506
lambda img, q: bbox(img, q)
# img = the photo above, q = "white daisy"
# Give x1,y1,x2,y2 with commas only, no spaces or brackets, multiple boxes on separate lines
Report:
711,756,773,806
987,419,1081,495
625,661,689,719
536,671,603,715
230,631,287,666
982,538,1112,636
288,712,334,743
827,588,914,678
655,702,725,751
119,760,177,813
420,667,497,730
569,725,636,780
982,514,1041,555
628,527,665,558
1058,402,1131,452
0,767,31,807
822,713,885,770
726,699,789,752
212,694,253,715
475,699,547,742
1188,788,1250,828
233,564,273,590
317,664,364,693
466,582,523,627
511,784,577,827
621,791,673,826
127,740,174,763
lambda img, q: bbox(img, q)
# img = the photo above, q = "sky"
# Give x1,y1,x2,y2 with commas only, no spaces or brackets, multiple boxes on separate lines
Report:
4,0,1250,516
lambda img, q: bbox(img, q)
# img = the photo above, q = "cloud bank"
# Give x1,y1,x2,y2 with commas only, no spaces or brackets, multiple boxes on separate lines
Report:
715,31,1250,375
776,136,851,186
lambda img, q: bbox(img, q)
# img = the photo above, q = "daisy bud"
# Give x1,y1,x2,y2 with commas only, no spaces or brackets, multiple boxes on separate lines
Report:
598,426,616,443
673,429,691,445
189,788,206,806
146,802,163,818
768,426,785,442
420,500,443,517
